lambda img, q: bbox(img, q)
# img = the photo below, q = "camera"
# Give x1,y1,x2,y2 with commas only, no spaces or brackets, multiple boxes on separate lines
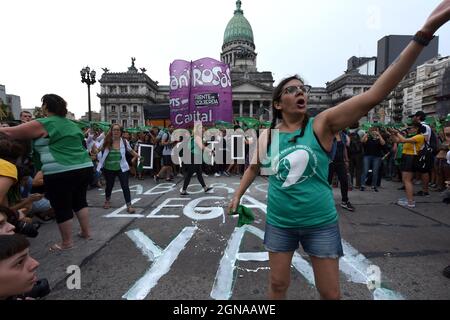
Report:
17,278,51,300
14,220,40,238
7,211,40,238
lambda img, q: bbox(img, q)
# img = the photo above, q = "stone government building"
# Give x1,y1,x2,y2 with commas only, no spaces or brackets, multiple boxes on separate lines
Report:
98,0,449,127
98,0,276,127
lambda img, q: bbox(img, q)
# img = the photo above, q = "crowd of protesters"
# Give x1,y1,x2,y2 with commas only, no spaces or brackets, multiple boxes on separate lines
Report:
0,90,449,299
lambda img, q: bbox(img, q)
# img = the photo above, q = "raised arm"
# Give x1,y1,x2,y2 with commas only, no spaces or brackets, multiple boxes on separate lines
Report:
0,120,47,140
315,1,450,142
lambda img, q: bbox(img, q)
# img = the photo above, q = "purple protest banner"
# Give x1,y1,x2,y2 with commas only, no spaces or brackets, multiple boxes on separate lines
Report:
169,59,192,127
169,57,232,128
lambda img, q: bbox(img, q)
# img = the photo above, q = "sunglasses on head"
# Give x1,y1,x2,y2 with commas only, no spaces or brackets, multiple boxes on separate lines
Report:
282,85,312,96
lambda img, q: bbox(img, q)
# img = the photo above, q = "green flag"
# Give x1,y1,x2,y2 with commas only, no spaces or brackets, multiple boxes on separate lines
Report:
229,205,255,227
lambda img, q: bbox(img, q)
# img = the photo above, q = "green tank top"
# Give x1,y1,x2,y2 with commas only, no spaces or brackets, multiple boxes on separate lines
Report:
264,117,338,228
104,149,121,171
190,137,202,155
33,116,93,175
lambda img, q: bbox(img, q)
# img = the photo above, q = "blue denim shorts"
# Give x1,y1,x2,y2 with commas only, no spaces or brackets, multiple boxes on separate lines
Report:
263,222,344,259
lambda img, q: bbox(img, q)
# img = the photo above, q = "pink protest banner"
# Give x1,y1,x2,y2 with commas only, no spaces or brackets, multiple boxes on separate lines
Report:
169,57,232,128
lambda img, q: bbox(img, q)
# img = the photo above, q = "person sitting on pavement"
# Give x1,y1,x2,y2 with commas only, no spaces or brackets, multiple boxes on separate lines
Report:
0,133,24,207
19,168,54,222
0,207,15,235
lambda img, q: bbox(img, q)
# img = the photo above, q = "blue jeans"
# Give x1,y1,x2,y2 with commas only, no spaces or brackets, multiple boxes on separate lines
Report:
361,155,382,187
264,222,344,259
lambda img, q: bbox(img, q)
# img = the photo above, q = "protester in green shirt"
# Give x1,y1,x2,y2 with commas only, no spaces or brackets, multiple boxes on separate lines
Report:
229,2,450,299
0,94,93,251
97,124,139,213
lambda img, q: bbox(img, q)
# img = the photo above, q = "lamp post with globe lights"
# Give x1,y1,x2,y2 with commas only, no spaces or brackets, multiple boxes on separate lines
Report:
80,66,96,121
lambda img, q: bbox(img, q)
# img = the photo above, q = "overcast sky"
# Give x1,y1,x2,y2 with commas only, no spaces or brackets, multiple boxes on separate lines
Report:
1,0,450,118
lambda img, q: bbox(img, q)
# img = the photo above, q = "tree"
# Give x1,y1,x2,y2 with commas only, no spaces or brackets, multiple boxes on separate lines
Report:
0,102,14,121
33,106,44,119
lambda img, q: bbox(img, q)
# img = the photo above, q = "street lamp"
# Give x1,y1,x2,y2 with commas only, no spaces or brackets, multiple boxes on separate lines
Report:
80,66,96,121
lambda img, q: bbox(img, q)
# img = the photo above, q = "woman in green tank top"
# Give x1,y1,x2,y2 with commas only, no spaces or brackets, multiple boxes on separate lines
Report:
0,94,93,252
229,2,450,299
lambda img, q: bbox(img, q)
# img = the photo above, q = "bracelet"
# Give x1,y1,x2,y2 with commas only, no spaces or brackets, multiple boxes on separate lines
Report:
413,31,435,46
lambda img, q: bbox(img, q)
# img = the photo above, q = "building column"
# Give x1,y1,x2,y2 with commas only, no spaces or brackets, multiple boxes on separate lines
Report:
239,101,243,117
249,101,254,117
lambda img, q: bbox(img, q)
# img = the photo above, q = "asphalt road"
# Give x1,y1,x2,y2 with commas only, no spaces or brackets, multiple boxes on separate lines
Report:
28,174,450,300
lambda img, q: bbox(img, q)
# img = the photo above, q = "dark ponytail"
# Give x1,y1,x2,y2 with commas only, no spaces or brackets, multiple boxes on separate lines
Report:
288,114,310,143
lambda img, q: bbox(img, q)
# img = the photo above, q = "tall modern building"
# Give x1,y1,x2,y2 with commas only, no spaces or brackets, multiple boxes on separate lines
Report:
324,57,379,122
436,66,450,117
0,84,22,120
376,35,439,75
386,55,450,121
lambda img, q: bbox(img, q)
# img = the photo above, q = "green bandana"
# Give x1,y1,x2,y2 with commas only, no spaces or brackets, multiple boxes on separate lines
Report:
229,205,255,227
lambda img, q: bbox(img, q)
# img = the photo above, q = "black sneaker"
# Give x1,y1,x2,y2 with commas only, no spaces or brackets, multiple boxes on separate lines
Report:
443,265,450,279
372,187,379,192
360,187,365,191
180,190,188,196
341,202,355,212
415,191,430,197
204,187,213,193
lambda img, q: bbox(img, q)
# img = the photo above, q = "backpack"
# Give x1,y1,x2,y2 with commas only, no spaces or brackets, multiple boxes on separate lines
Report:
428,130,438,155
329,132,348,161
162,131,173,154
415,141,433,171
348,132,363,155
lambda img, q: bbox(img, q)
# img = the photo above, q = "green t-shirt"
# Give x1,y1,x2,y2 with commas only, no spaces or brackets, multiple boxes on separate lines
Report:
264,117,338,228
33,116,93,175
104,149,121,171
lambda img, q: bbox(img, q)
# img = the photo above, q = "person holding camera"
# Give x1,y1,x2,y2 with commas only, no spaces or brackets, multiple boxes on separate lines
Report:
0,234,40,300
0,208,51,300
97,123,139,214
0,133,24,207
0,207,15,235
0,94,94,251
435,122,450,192
388,123,425,208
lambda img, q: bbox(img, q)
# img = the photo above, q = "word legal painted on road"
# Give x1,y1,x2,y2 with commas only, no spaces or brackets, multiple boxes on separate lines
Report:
103,183,268,219
104,194,266,220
